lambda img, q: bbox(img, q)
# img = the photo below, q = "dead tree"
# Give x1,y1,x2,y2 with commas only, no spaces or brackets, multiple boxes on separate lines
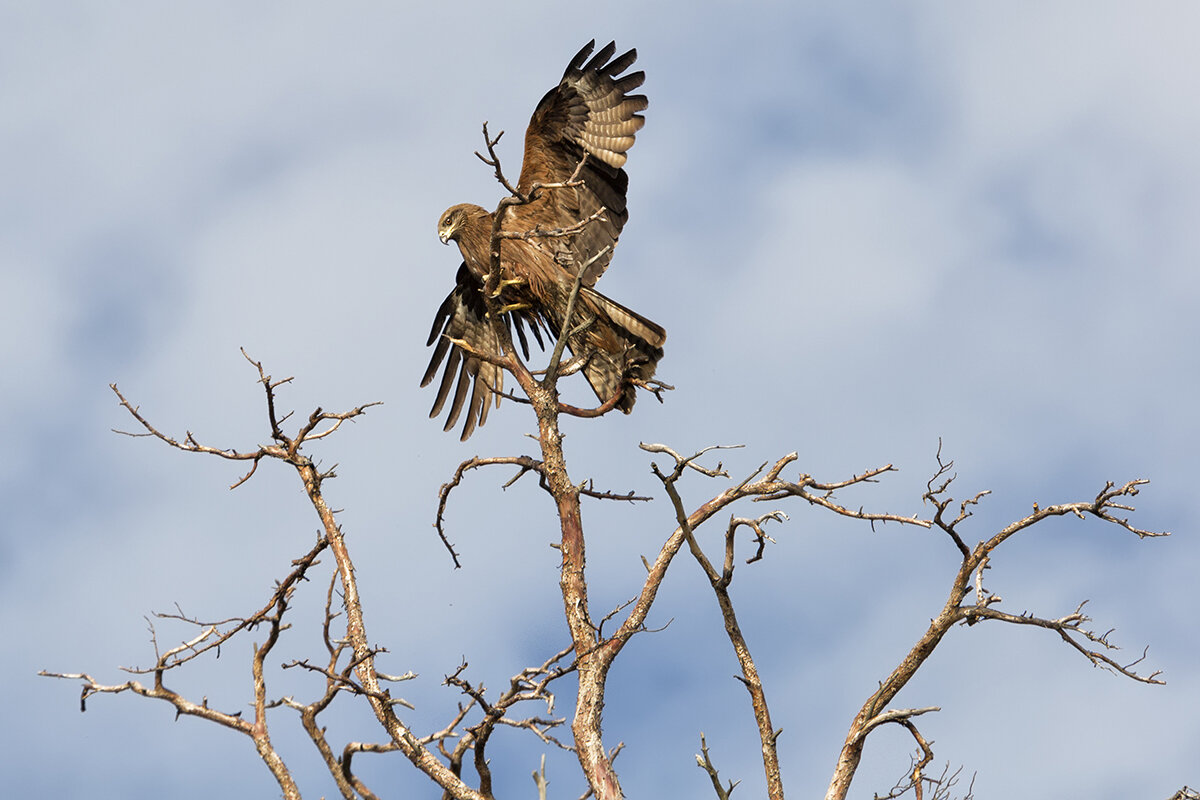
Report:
42,129,1175,800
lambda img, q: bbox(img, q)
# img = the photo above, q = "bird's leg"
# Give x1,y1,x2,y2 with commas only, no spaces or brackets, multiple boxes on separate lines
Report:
497,301,533,314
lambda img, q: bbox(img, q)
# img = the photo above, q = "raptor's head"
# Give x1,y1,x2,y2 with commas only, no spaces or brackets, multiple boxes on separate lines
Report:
437,207,459,245
437,203,484,245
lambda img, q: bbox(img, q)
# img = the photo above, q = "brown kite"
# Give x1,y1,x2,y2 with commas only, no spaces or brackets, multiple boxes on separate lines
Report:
422,40,666,440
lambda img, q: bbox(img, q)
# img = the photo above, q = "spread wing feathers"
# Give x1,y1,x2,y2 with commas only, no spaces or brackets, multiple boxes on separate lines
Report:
515,40,647,286
422,264,547,441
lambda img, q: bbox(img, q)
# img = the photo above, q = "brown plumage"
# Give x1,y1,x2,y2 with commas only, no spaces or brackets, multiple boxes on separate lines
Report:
423,40,665,440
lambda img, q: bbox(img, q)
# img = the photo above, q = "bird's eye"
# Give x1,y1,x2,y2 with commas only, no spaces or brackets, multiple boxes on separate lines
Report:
442,216,452,227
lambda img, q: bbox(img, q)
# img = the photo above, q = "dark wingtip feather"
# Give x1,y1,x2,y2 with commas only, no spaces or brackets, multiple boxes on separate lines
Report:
421,334,452,387
429,347,462,417
614,70,646,95
461,370,490,441
443,362,474,431
458,400,478,440
584,41,617,75
604,48,638,78
565,40,596,75
513,315,532,359
426,294,453,347
529,318,546,350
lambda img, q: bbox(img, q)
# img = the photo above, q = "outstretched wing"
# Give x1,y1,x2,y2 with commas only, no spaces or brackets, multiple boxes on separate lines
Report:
421,264,547,440
514,40,647,285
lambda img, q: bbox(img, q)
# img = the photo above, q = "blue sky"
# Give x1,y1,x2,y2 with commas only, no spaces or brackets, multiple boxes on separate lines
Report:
4,3,1197,798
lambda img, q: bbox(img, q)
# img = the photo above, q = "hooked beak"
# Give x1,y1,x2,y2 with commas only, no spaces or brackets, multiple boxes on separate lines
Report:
438,232,450,245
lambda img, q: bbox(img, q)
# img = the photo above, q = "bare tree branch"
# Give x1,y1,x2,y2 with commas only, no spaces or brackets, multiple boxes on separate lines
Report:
964,603,1164,684
60,360,495,800
825,449,1167,800
696,733,740,800
532,754,550,800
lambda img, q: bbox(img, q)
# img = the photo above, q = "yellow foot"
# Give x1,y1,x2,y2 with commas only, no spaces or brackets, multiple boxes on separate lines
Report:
497,302,532,314
489,277,527,298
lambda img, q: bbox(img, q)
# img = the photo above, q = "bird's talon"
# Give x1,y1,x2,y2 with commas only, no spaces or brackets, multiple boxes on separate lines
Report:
489,277,527,298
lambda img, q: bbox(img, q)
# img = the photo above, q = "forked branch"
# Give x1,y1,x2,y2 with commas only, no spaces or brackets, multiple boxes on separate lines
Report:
826,451,1167,800
641,443,928,800
51,358,498,800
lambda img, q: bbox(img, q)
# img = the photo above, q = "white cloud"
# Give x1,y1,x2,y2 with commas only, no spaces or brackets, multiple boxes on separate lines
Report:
6,4,1196,799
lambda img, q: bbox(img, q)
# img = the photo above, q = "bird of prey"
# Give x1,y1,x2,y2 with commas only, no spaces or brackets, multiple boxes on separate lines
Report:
422,40,666,440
